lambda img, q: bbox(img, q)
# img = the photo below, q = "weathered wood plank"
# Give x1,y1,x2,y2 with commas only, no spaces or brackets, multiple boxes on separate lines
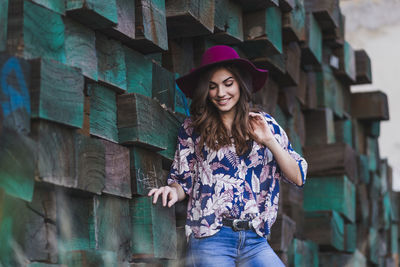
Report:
130,196,177,259
366,137,380,172
101,139,131,198
354,49,372,84
305,71,317,109
60,250,117,267
304,0,340,31
282,41,301,86
333,41,356,84
124,46,153,96
252,77,279,116
356,183,369,225
269,213,296,252
303,143,358,183
133,0,168,53
242,6,283,56
304,210,344,251
130,147,164,196
29,0,65,15
279,0,295,12
117,93,181,161
103,0,136,43
304,108,335,146
0,0,8,52
282,0,306,43
64,17,98,81
175,82,191,116
334,118,353,148
7,0,65,62
30,58,84,128
65,0,118,29
351,91,389,121
233,0,278,12
315,64,342,117
152,63,176,110
75,134,105,194
88,83,118,143
166,0,214,38
319,250,367,267
280,179,304,239
287,238,319,266
368,227,379,264
296,70,307,106
96,32,127,92
94,195,131,262
304,175,355,223
211,0,243,44
344,223,356,253
301,13,322,67
324,10,345,47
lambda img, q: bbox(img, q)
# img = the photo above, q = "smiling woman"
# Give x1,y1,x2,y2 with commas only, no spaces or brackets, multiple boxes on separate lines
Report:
148,45,308,267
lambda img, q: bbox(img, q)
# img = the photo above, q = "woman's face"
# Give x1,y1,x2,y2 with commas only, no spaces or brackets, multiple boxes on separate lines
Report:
208,68,240,115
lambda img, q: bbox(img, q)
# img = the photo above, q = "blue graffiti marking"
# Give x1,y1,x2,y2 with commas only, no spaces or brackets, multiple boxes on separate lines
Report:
175,83,190,116
1,57,30,117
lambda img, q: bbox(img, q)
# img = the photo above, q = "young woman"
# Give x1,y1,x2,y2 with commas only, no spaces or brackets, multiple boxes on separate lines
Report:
148,45,307,267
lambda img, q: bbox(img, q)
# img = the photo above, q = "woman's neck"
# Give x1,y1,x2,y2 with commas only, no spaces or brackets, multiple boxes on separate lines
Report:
219,110,235,135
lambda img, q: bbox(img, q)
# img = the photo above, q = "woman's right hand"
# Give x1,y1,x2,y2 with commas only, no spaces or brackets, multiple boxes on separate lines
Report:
148,186,179,207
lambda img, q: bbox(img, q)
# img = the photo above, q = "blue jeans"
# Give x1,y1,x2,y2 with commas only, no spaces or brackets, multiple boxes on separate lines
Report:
185,226,285,267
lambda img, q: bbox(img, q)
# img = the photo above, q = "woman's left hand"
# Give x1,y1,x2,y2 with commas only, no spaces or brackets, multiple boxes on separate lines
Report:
249,112,276,147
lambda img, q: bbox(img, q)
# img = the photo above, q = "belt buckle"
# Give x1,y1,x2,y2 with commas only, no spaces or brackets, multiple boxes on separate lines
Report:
232,219,246,231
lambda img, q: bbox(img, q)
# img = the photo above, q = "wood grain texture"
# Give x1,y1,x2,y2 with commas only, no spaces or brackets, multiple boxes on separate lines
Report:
287,238,319,266
64,17,98,81
29,0,65,14
269,213,296,252
356,183,369,225
304,108,335,146
96,32,127,92
30,58,84,128
211,0,243,44
7,0,65,62
75,134,105,194
304,0,340,31
315,64,341,117
152,62,176,109
354,49,372,84
319,250,367,267
282,0,306,43
166,0,214,38
66,0,118,29
88,83,118,142
304,175,355,223
0,0,8,51
280,179,304,239
130,196,177,259
334,41,356,84
133,0,168,53
101,139,131,198
233,0,278,12
163,38,194,76
103,0,136,43
252,78,279,116
60,250,117,267
334,118,353,148
124,46,153,96
301,13,322,67
351,91,389,121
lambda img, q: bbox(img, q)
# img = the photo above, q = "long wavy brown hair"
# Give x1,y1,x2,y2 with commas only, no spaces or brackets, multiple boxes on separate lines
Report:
190,63,258,156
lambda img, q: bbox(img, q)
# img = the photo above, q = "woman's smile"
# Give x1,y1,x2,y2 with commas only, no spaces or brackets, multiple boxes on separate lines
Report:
208,68,240,114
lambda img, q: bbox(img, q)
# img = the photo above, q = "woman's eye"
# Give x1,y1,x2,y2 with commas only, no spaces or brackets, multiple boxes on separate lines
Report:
225,82,233,87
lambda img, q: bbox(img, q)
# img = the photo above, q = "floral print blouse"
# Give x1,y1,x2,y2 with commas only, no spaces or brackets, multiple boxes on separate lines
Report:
167,112,308,239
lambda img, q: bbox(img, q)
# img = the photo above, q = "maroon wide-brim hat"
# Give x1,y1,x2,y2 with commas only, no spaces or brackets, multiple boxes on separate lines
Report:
176,45,268,99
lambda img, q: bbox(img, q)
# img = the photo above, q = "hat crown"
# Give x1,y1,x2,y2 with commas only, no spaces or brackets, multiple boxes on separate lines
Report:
200,45,240,66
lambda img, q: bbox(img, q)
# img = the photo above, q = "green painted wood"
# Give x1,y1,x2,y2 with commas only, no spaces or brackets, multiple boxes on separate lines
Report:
7,0,65,62
60,249,117,267
117,93,181,161
95,195,131,262
66,0,118,29
96,32,127,92
355,49,372,84
335,119,353,147
30,58,84,128
351,91,389,121
390,224,398,255
304,175,355,223
133,0,168,53
242,6,283,55
211,0,243,44
64,17,98,81
304,210,344,251
130,196,177,259
124,46,153,96
319,250,367,267
103,0,136,43
304,108,335,146
368,227,379,264
345,223,356,253
166,0,214,38
334,41,356,84
302,13,322,66
358,154,370,184
0,0,8,51
366,121,380,138
101,139,131,198
282,0,306,43
152,63,176,109
57,192,96,252
130,147,164,196
287,238,319,267
29,0,65,14
88,83,118,142
382,192,391,230
75,134,105,194
175,81,190,116
356,183,369,226
366,137,379,172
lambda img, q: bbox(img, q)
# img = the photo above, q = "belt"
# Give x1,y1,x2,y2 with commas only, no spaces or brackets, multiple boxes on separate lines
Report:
222,218,254,231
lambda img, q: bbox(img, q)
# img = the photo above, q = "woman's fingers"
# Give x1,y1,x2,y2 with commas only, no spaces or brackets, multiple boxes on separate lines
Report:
168,193,178,207
162,187,172,206
151,187,164,204
147,188,158,196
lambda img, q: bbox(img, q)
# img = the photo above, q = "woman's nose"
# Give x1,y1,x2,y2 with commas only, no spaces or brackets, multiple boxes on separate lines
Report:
216,86,226,97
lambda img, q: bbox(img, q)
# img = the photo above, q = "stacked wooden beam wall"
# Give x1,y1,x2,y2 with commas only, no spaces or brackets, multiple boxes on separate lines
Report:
0,0,396,266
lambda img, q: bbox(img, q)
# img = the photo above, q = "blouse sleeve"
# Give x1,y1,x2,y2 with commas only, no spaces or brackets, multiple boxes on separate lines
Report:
264,113,308,188
166,118,196,196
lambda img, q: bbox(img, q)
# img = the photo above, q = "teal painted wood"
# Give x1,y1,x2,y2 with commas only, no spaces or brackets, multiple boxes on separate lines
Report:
355,50,372,84
30,58,84,128
64,17,98,81
95,195,131,262
103,0,136,42
358,154,370,184
368,227,379,264
345,223,356,253
212,0,243,43
60,249,117,267
302,13,322,66
319,250,367,267
335,41,356,83
88,83,118,142
0,0,8,51
134,0,168,53
7,0,65,62
75,134,105,194
117,93,181,161
266,7,283,54
29,0,65,14
287,117,303,156
282,0,306,42
96,32,127,92
175,82,190,116
66,0,118,29
287,238,319,267
304,175,356,223
130,196,177,259
366,137,379,172
124,46,152,96
390,224,398,255
316,64,343,117
274,105,288,131
368,121,380,138
382,192,391,230
130,147,164,196
152,62,175,109
335,119,353,147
